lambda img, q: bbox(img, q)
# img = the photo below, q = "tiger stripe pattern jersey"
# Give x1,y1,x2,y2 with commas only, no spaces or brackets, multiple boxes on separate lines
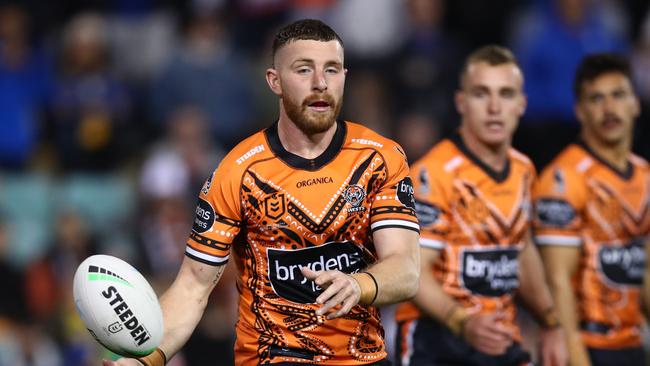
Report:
395,134,536,341
186,120,418,365
533,142,650,349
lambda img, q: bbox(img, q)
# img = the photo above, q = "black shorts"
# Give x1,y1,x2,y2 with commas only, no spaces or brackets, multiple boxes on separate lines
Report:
395,317,531,366
588,346,645,366
269,362,390,366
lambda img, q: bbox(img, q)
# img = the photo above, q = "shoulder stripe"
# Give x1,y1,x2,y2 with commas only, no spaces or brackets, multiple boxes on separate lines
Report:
185,246,229,265
630,154,648,167
444,156,464,172
535,235,582,247
420,238,445,249
510,149,532,165
576,157,593,173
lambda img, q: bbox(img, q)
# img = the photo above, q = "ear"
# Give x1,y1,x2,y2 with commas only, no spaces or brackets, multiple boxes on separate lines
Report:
632,94,641,119
266,68,282,96
454,90,465,115
574,103,585,126
518,93,528,118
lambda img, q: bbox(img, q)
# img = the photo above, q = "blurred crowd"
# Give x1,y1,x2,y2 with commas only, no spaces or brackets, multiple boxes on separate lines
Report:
0,0,649,365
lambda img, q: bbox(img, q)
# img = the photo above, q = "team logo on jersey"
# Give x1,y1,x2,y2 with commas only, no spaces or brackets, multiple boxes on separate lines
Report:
344,184,366,213
201,172,214,195
535,198,576,227
396,177,416,210
418,168,430,195
267,241,367,303
193,198,215,233
415,200,441,227
265,193,286,220
461,248,519,297
553,168,565,194
598,238,645,287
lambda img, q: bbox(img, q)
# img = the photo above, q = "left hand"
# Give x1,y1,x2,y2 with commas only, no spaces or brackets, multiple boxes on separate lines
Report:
301,267,361,320
538,326,567,366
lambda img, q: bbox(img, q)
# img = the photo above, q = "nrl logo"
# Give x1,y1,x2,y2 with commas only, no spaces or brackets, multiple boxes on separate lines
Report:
343,184,366,213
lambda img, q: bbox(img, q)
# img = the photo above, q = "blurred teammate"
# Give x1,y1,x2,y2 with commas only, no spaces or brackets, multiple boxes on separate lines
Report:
395,45,567,366
534,54,649,366
105,19,420,366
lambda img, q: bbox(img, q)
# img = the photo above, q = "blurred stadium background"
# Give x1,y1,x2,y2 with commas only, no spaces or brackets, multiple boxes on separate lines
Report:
0,0,649,365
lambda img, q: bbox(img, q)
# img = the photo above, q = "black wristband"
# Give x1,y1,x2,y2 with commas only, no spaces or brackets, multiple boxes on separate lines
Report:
362,271,379,305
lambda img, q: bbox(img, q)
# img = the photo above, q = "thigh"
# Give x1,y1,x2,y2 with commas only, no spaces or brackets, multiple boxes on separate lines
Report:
395,317,530,366
272,360,391,366
588,347,646,366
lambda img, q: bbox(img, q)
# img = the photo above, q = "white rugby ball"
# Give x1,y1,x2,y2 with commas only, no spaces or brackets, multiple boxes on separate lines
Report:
73,254,163,357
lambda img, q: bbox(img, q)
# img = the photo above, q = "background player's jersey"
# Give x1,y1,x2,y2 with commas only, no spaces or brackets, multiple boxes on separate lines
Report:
186,121,419,365
533,142,650,349
395,135,535,337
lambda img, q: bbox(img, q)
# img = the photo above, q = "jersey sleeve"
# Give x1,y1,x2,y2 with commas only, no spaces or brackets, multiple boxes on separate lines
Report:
412,162,451,250
369,145,419,233
532,164,584,247
185,163,243,266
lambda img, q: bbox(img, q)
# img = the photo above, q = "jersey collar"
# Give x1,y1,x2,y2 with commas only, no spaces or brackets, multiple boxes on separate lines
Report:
576,140,633,180
265,120,347,171
450,132,511,183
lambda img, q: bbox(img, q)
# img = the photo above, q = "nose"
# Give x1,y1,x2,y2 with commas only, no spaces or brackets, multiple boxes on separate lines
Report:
488,95,501,114
312,69,327,92
602,95,616,114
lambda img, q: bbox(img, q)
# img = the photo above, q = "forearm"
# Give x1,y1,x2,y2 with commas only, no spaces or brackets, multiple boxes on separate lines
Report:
365,252,419,306
552,277,590,366
366,228,420,306
641,239,650,321
157,263,225,359
413,267,459,324
518,243,555,318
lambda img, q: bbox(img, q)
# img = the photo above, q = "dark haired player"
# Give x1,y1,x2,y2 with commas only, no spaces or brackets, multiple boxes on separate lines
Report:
534,53,650,366
105,19,420,366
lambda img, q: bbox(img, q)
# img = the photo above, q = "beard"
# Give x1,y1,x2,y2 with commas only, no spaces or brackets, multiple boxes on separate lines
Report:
282,93,342,135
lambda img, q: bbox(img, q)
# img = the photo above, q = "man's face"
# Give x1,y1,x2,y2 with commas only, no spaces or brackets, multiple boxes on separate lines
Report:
455,61,526,149
267,39,346,135
575,72,639,146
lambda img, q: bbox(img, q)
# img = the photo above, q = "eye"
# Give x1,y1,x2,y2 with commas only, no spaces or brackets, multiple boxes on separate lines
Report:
296,67,311,74
471,89,487,98
325,67,339,74
501,89,516,98
612,89,627,99
588,94,604,103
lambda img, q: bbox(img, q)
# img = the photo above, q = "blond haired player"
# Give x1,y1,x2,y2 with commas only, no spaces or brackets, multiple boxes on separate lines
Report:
395,45,566,366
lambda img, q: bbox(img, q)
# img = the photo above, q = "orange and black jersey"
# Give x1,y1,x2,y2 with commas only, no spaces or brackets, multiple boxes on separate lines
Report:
395,135,535,337
186,120,419,365
533,142,650,349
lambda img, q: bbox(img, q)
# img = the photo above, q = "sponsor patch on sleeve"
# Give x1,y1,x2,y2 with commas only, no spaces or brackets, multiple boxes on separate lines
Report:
192,198,215,233
396,177,415,210
415,200,441,227
535,198,576,227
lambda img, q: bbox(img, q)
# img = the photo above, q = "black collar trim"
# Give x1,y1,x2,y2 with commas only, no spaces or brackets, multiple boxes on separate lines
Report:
264,120,346,171
576,141,633,180
450,133,511,183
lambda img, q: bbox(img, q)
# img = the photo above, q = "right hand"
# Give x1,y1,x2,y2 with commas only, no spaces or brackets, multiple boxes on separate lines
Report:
300,267,361,320
462,312,514,356
102,358,143,366
567,333,592,366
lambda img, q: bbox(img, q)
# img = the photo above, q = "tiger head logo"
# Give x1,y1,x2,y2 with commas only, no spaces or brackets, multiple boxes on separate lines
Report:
343,184,366,207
